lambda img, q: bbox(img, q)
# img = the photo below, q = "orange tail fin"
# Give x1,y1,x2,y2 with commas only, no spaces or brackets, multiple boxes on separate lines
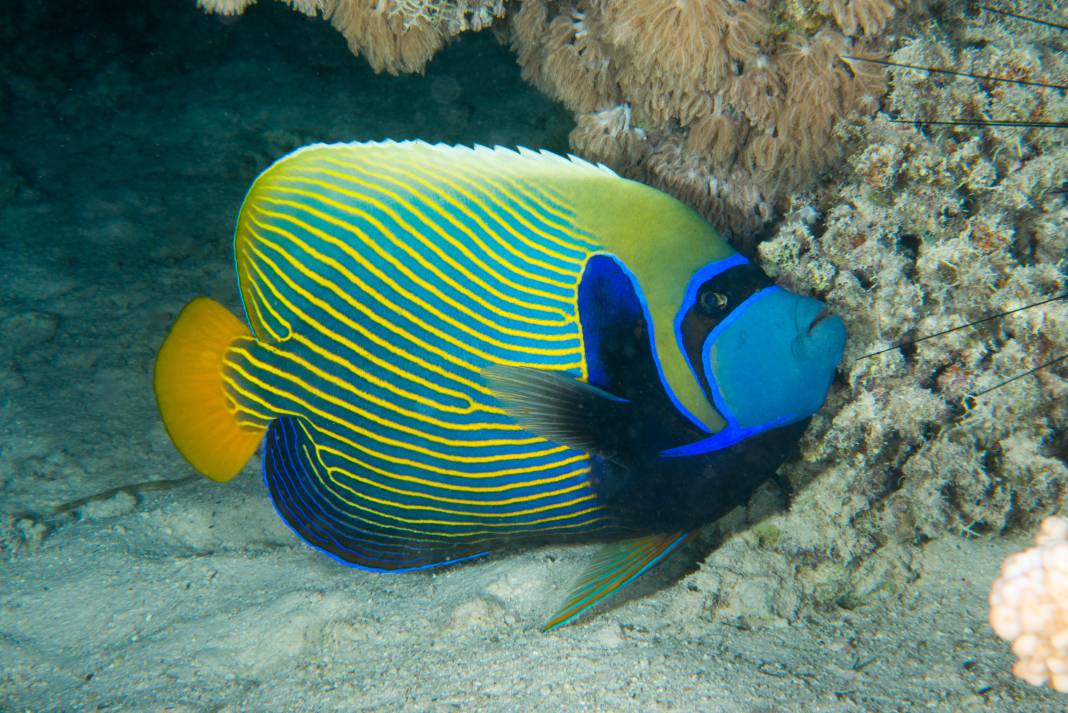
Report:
154,297,264,482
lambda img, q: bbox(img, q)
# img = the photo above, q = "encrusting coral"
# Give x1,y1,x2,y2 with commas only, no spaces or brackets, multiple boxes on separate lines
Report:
990,517,1068,693
685,0,1067,630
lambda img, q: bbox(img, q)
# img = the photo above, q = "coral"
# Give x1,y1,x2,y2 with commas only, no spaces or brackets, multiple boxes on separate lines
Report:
512,1,618,113
328,0,445,75
196,0,258,15
511,0,903,238
195,0,904,236
196,0,506,74
607,0,733,90
821,0,899,37
690,0,1067,623
990,517,1068,692
569,104,647,169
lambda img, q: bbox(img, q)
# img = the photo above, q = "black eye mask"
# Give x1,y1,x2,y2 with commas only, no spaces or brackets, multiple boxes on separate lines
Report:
678,263,774,395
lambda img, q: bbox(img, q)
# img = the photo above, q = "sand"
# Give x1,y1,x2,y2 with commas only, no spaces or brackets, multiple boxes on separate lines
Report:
1,2,1065,710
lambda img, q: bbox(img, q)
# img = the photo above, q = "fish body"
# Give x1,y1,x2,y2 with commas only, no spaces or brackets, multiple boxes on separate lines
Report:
155,141,846,628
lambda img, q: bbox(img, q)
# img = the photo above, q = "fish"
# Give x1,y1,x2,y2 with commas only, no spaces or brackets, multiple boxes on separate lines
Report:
153,140,847,629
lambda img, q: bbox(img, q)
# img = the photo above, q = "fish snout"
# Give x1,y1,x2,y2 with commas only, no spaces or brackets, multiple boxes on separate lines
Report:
792,297,847,364
808,307,832,335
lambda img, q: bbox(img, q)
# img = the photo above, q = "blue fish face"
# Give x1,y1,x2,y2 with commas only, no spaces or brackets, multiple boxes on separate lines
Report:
663,261,847,458
703,287,847,435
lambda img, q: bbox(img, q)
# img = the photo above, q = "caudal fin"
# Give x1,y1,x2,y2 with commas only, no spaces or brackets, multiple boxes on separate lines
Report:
154,297,264,482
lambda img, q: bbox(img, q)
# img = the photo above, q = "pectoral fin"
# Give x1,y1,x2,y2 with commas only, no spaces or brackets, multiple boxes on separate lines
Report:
481,365,634,459
543,531,693,631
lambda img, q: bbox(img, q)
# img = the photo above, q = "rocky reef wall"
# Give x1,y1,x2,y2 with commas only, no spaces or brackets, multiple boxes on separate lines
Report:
190,0,1068,627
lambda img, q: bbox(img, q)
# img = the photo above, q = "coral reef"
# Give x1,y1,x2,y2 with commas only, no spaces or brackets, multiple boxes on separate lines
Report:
686,0,1067,625
990,517,1068,693
195,0,506,74
196,0,908,238
511,0,901,238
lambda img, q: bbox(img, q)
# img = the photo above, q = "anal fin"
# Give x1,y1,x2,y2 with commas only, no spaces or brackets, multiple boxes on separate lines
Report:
543,531,693,631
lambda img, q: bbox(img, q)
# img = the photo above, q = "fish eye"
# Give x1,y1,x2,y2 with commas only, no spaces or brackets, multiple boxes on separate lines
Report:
698,290,729,314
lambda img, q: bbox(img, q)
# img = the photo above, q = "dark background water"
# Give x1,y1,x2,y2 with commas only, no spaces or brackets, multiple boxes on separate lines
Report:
0,0,572,268
0,0,571,516
1,0,572,153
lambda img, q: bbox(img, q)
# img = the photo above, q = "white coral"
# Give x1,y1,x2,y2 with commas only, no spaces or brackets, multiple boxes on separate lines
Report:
990,517,1068,693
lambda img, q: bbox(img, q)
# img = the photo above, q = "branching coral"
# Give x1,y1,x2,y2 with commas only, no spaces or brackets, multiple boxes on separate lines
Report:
196,0,505,74
990,517,1068,692
511,0,903,239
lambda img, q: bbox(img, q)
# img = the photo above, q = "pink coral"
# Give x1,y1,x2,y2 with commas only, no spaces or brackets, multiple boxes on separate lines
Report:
989,517,1068,693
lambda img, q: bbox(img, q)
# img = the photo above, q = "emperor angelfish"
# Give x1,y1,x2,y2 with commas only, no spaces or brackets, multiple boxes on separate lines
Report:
155,141,846,630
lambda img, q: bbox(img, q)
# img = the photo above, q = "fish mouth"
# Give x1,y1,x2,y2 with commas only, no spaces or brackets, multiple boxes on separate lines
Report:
807,308,832,335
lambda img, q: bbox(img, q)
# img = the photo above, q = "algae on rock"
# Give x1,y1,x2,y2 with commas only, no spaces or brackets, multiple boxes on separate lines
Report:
695,0,1067,625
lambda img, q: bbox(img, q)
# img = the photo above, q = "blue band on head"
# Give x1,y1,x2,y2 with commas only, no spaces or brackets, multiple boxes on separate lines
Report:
672,253,749,405
675,253,749,334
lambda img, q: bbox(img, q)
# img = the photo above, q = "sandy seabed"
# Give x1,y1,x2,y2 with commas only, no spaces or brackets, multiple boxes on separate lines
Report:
1,2,1065,711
